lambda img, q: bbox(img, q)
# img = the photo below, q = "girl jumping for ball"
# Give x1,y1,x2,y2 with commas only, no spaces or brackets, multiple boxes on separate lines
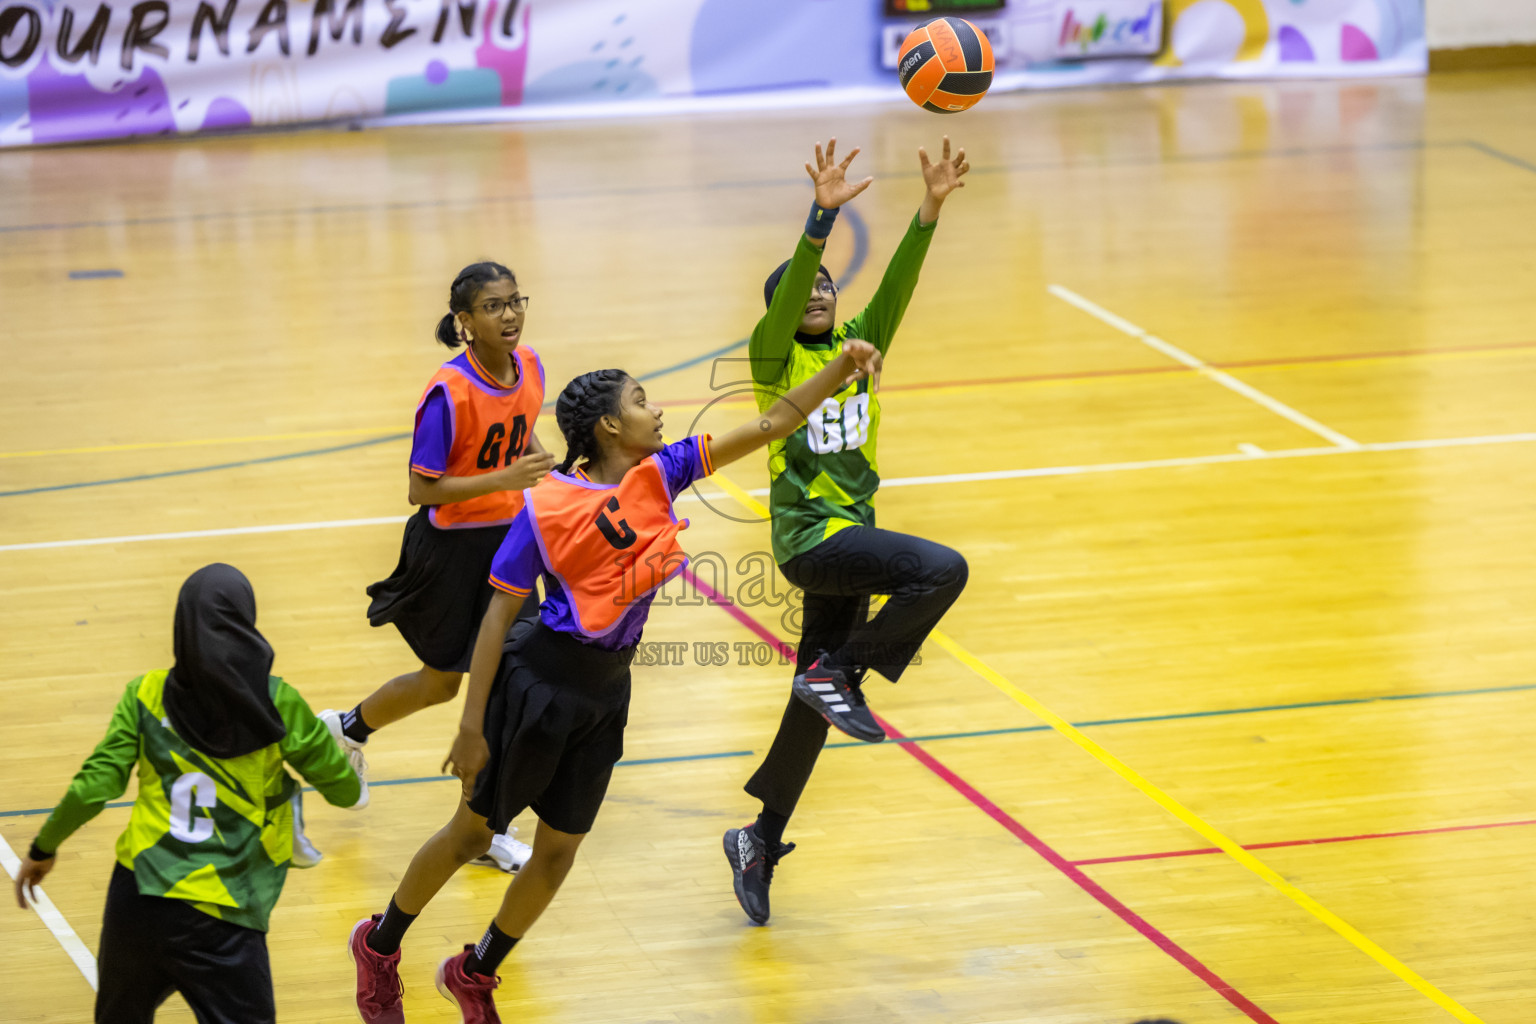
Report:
724,138,972,924
313,261,555,873
347,341,882,1024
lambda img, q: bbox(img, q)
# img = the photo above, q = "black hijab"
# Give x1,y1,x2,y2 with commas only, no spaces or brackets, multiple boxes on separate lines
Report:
764,259,835,346
163,564,286,759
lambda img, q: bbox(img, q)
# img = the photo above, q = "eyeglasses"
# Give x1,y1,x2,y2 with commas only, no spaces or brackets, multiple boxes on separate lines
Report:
478,296,531,316
811,280,837,298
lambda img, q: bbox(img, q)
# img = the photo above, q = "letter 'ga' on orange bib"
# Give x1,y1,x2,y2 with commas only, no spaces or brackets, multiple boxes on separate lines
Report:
419,346,546,529
523,460,689,639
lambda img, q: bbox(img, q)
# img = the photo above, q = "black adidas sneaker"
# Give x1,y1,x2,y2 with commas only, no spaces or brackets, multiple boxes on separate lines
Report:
723,824,795,925
791,655,886,743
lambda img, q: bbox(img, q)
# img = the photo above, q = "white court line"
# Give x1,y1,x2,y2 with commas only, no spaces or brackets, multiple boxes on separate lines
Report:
0,833,99,990
1049,284,1363,450
4,432,1535,553
0,515,409,552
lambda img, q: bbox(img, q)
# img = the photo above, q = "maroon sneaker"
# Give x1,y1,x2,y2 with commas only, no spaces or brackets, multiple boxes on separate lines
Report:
348,915,404,1024
437,947,502,1024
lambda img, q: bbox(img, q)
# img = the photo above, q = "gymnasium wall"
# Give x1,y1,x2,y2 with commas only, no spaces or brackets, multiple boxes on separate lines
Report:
1425,0,1536,49
0,0,1427,149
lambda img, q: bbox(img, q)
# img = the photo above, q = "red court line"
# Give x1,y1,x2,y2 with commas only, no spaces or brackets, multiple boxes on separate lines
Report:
1072,818,1536,867
663,338,1536,407
685,569,1280,1024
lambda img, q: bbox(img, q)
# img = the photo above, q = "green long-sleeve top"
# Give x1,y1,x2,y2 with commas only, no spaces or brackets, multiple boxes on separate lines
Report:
34,670,360,931
750,211,936,564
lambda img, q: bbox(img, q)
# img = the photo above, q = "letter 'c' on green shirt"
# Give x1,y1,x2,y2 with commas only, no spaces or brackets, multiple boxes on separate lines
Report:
35,670,360,932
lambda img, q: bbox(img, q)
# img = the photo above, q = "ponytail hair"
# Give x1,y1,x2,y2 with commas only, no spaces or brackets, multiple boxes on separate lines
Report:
554,369,631,473
434,260,515,349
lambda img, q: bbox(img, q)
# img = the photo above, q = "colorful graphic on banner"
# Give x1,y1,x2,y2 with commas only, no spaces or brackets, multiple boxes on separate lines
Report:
0,0,1426,148
1053,1,1164,58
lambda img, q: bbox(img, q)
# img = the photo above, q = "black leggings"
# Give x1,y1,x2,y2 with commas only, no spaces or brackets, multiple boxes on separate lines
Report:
95,863,275,1024
744,525,968,817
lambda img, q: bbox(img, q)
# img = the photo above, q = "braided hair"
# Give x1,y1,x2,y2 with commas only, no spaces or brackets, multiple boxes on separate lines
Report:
554,369,631,474
434,260,515,349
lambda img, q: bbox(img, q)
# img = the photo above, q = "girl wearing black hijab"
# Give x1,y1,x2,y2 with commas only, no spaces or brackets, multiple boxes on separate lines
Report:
13,563,362,1024
724,138,972,924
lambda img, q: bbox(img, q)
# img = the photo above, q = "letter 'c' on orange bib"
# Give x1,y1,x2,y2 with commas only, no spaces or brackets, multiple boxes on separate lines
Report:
421,347,546,529
524,460,690,639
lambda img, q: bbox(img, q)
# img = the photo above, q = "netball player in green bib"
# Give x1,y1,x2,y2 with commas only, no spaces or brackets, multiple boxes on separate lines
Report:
724,138,972,924
13,564,362,1024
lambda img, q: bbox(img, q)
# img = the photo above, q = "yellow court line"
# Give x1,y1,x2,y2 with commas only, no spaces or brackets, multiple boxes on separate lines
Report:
697,454,1486,1024
702,470,771,520
927,633,1486,1024
0,426,402,461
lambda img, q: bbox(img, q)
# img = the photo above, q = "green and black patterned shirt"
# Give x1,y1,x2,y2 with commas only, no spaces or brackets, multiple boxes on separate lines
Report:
750,212,936,564
34,670,359,931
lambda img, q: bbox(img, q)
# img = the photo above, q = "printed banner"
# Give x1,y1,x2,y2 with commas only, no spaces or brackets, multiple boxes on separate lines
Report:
1051,1,1164,59
0,0,1427,148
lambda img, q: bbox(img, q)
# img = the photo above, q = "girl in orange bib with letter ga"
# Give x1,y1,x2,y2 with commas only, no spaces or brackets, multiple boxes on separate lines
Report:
311,262,554,874
347,340,882,1024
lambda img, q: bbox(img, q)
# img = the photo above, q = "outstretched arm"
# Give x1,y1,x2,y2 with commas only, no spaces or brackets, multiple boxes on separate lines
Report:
843,138,971,355
918,136,969,225
749,139,874,385
708,340,882,471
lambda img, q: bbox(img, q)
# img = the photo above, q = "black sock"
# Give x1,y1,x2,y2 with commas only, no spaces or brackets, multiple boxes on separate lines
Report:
366,897,416,956
341,705,375,744
754,807,790,848
463,921,519,977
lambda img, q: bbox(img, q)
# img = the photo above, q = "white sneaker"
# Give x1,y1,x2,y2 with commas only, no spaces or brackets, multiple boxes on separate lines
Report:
472,829,531,873
290,791,323,868
319,709,370,810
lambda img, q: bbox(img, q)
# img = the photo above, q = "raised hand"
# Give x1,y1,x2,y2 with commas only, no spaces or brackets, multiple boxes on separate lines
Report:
919,136,970,204
806,138,874,210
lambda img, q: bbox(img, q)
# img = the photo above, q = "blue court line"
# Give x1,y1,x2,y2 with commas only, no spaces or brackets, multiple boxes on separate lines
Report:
0,433,409,498
0,207,869,500
0,139,1498,236
1461,139,1536,177
3,680,1530,820
0,337,751,498
68,269,124,279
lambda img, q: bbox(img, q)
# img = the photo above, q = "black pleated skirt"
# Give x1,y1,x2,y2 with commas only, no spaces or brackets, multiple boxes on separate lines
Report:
468,621,635,835
365,509,511,673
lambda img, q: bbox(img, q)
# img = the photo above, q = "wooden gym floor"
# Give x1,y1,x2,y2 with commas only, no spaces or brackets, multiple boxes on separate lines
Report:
2,68,1535,1024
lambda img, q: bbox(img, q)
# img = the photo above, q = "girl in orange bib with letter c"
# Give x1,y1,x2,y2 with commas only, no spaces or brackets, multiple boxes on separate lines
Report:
347,340,882,1024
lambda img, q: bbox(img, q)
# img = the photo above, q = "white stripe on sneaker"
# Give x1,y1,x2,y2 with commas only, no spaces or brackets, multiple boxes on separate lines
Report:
810,682,836,692
830,703,850,712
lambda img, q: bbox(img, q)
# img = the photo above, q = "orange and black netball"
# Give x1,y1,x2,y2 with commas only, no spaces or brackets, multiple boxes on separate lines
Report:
897,17,995,114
